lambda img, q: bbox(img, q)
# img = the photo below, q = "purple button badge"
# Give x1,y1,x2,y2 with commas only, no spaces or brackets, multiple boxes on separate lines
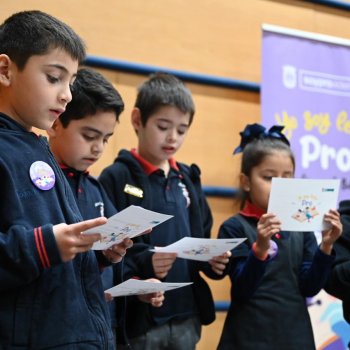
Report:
29,161,55,190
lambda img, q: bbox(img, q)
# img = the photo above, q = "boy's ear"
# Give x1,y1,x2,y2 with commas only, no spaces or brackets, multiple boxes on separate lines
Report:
0,54,12,87
131,108,142,131
239,173,250,192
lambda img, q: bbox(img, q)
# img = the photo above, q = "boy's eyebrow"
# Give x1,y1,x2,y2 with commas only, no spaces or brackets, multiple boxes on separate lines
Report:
82,126,114,136
45,64,77,78
157,118,190,127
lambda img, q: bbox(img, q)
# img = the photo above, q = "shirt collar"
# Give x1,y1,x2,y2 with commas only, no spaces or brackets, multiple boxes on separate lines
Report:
240,201,266,220
131,148,179,175
59,164,89,177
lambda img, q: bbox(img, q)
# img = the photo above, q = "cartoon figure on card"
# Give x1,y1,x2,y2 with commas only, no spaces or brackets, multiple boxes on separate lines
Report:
292,196,319,223
184,245,210,256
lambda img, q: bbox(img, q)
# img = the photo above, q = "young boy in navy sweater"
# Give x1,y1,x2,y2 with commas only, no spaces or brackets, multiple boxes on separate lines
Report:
99,72,231,350
0,10,117,349
48,68,165,346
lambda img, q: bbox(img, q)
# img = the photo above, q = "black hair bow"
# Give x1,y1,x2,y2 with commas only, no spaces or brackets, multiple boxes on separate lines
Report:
233,123,290,154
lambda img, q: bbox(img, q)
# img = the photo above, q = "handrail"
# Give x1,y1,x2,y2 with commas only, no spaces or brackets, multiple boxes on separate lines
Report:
305,0,350,11
215,301,230,312
202,186,238,198
84,55,260,93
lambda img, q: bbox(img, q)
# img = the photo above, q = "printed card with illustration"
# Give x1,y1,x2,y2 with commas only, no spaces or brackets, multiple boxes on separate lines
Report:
105,279,192,297
267,178,340,231
84,205,173,250
150,237,246,261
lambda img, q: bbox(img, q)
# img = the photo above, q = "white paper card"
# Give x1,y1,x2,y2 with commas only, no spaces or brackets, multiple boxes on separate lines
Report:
150,237,246,261
84,205,173,250
267,178,340,231
105,279,192,297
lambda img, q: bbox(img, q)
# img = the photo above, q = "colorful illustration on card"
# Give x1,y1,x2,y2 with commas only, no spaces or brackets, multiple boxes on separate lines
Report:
292,194,320,223
183,245,211,257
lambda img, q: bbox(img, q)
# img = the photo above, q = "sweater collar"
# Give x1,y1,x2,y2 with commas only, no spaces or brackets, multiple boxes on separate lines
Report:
130,148,179,175
240,201,266,220
0,112,39,134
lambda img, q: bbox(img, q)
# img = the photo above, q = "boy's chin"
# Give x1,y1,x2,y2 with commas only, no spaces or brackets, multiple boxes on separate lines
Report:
67,162,90,172
77,165,90,172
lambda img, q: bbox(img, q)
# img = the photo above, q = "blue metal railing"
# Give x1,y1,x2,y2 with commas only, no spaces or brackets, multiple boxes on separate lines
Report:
215,301,230,312
202,186,238,198
84,55,260,93
305,0,350,11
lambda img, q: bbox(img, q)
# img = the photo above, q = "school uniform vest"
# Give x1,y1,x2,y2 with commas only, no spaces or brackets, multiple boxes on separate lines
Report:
218,214,316,350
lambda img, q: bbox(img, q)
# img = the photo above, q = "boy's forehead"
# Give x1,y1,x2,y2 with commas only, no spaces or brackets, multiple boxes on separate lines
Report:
68,112,117,132
149,106,191,122
27,48,79,75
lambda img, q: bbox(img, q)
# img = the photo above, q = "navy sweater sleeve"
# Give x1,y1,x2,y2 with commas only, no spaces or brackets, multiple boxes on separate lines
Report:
218,216,272,300
298,232,335,297
0,223,61,290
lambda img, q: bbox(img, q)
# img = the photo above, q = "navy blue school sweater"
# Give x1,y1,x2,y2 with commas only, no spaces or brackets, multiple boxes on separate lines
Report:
0,113,114,350
60,166,118,328
99,149,218,342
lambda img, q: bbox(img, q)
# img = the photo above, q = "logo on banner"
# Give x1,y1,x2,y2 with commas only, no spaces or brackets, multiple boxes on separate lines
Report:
283,65,297,89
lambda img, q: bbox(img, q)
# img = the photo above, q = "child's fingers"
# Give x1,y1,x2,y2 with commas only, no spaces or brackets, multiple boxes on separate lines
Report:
71,217,107,235
146,278,162,283
328,209,339,216
210,252,231,265
209,262,226,275
324,211,340,220
77,233,101,244
258,222,281,238
152,253,177,278
258,215,280,230
104,293,113,302
259,213,279,223
104,238,134,263
151,294,164,307
121,237,134,249
152,252,177,264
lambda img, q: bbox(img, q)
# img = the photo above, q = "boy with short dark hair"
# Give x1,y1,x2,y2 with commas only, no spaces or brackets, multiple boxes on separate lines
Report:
48,67,129,339
100,72,231,349
0,10,115,349
48,67,165,345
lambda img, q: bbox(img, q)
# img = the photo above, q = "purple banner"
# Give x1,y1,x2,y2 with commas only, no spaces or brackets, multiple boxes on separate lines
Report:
262,29,350,202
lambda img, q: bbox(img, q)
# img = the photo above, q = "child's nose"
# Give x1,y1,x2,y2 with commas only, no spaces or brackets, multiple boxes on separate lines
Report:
92,140,104,154
167,129,177,142
59,84,72,105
